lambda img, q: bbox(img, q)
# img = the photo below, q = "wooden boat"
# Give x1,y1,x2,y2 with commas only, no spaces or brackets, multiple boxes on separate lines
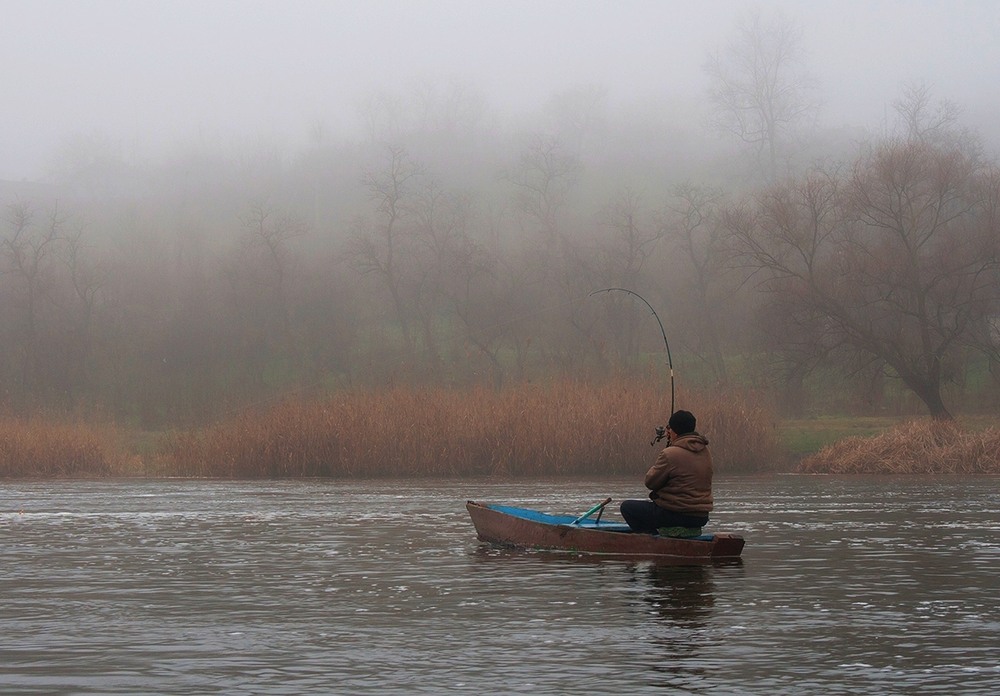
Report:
466,500,745,560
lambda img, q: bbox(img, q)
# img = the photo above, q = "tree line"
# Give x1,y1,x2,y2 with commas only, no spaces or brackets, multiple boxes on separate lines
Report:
1,14,998,426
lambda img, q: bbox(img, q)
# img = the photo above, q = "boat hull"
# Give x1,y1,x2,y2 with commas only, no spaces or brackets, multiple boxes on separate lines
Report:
467,501,744,560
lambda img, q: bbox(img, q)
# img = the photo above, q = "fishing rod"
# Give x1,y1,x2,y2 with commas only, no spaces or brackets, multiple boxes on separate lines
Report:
589,287,674,446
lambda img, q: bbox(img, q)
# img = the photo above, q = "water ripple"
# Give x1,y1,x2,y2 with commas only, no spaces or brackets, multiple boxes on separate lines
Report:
2,477,999,694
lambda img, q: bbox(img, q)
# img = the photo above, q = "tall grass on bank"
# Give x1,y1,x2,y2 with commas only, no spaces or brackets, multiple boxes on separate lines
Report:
158,380,779,478
0,417,132,478
798,420,1000,474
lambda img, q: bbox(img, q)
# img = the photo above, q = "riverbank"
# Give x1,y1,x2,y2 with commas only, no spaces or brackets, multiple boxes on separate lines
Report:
1,385,997,478
796,418,1000,474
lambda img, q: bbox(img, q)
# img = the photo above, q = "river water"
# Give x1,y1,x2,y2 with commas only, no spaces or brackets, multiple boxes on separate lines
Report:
2,476,999,695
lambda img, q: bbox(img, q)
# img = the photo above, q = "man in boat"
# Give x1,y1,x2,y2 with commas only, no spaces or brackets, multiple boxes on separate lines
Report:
620,410,713,535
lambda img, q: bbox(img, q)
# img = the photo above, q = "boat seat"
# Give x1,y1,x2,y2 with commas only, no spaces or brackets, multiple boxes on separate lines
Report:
657,526,704,538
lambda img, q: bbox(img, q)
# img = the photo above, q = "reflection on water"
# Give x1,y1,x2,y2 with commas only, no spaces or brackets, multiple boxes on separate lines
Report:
640,562,717,625
2,477,1000,694
632,562,719,691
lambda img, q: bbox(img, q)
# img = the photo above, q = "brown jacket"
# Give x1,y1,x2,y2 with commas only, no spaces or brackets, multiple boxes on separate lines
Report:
644,433,714,514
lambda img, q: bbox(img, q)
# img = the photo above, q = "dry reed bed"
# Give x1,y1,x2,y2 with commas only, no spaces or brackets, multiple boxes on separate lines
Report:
0,417,131,478
798,420,1000,474
159,380,779,478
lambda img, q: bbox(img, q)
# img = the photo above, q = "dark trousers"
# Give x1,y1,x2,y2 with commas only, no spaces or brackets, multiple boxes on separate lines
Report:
620,499,708,533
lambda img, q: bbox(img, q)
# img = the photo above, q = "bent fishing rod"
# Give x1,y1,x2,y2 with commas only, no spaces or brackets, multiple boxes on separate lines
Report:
589,287,674,446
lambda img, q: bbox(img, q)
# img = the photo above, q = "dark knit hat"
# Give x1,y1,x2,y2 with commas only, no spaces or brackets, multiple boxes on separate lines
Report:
668,410,696,435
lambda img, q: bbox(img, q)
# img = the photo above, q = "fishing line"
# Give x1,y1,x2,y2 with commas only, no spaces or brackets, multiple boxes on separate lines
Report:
589,287,675,443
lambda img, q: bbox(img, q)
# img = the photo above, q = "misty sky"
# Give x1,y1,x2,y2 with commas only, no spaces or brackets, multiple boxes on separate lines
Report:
2,0,998,180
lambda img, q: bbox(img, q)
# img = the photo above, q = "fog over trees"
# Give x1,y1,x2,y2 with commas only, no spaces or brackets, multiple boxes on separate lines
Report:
1,2,998,426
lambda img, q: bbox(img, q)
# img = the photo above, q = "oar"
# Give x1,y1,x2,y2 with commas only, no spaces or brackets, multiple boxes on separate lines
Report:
570,497,612,525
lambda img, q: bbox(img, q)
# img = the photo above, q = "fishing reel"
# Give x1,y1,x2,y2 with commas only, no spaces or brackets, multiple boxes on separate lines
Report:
650,425,667,447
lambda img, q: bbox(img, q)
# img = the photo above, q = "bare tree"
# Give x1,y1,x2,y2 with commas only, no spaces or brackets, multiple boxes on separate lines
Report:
348,145,423,355
499,134,586,374
219,202,308,393
358,79,490,181
704,10,816,182
359,92,404,145
410,78,488,145
665,184,733,384
232,201,307,339
1,202,68,401
56,229,107,403
445,237,508,389
727,138,1000,420
503,134,582,240
542,85,608,156
410,178,476,376
892,82,961,144
590,189,664,371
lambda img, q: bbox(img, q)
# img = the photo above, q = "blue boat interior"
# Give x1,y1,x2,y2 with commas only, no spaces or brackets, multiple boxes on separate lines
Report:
488,504,715,541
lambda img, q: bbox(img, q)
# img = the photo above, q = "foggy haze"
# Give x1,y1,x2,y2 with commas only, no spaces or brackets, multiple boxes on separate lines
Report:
2,0,998,180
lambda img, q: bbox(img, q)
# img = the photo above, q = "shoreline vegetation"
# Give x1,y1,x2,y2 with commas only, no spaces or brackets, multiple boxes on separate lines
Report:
1,381,997,479
799,420,1000,475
